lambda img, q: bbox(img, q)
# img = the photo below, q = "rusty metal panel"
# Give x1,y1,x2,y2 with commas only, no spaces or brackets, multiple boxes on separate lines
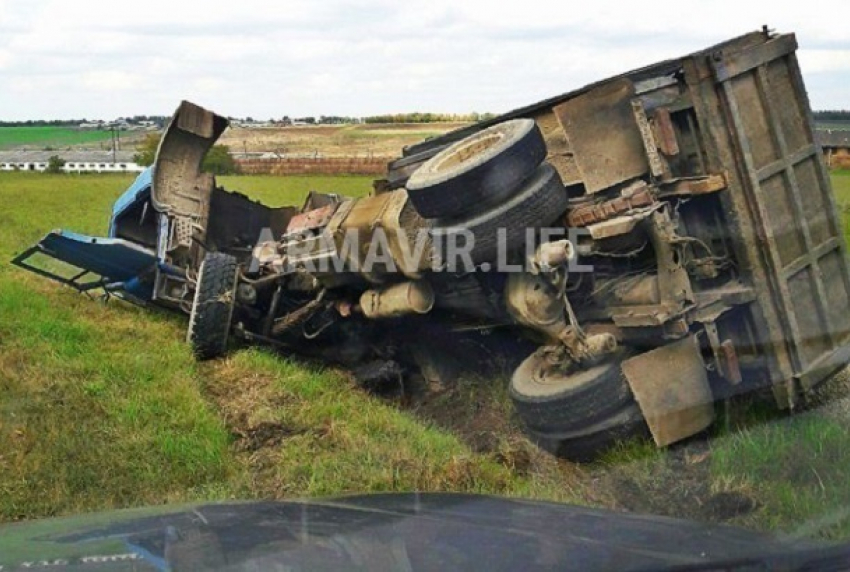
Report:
687,33,850,398
284,204,338,237
532,108,582,186
622,336,715,447
553,79,649,193
652,107,680,157
333,190,432,280
399,32,769,169
632,100,667,178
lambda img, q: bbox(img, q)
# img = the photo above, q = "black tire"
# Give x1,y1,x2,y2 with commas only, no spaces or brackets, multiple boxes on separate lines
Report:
510,348,633,434
187,252,238,360
527,403,649,463
406,118,546,219
431,163,568,265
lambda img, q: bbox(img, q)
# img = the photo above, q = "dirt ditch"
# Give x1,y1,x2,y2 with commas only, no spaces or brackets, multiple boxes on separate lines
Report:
200,335,850,534
400,356,761,525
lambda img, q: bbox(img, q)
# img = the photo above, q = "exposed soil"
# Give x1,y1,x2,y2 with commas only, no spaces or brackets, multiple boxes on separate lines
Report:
219,123,469,158
370,328,766,525
231,421,309,453
408,373,534,472
369,329,593,485
199,327,847,532
591,440,758,523
398,355,759,524
806,366,850,420
200,362,311,494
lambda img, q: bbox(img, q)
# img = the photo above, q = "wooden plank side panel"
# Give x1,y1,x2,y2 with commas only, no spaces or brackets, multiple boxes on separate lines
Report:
690,33,850,397
718,77,807,374
712,34,797,82
755,63,834,349
682,43,797,391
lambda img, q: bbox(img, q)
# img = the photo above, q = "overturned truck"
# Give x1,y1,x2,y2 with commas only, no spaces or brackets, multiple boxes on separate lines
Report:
15,29,850,460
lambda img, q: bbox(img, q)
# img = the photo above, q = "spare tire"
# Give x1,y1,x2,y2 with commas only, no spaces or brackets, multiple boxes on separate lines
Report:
187,252,238,360
406,118,546,220
431,163,568,265
510,347,633,434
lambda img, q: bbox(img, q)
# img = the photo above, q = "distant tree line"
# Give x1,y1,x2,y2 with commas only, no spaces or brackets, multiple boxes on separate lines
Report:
2,112,496,128
316,116,359,125
121,115,169,123
0,115,169,127
814,110,850,121
0,119,87,127
363,112,496,124
227,116,362,125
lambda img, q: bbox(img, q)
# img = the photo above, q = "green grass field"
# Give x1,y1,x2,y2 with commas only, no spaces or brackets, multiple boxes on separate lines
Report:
0,172,575,533
2,170,850,549
0,126,123,150
832,170,850,244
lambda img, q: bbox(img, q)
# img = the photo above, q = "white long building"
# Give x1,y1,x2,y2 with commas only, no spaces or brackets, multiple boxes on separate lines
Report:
0,150,145,173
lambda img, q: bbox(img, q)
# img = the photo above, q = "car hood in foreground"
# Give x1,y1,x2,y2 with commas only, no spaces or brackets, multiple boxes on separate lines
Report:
0,493,841,571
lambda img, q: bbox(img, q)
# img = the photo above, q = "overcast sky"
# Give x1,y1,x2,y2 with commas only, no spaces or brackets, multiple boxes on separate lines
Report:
1,0,848,120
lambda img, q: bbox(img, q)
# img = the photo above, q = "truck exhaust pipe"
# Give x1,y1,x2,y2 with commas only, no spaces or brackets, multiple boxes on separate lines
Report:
359,282,435,319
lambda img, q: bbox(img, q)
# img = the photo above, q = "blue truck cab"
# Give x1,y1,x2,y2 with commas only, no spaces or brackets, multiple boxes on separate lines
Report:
12,168,162,303
12,102,285,310
109,167,153,238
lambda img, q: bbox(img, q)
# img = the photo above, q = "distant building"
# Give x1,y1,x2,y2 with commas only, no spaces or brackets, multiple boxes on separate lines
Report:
817,129,850,170
0,150,144,173
78,121,105,130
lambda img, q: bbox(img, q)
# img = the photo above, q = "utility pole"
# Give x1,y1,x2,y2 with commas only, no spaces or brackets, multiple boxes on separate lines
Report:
110,126,117,163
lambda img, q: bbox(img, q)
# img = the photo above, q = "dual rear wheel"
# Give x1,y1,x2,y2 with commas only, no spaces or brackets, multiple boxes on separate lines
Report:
405,119,569,264
509,349,648,461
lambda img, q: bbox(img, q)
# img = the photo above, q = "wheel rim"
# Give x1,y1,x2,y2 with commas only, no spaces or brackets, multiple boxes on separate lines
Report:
432,132,505,172
533,360,610,392
514,348,620,398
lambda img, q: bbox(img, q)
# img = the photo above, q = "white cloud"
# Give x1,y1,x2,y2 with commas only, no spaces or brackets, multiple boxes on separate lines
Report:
81,70,142,91
798,49,850,74
0,0,848,119
190,77,227,93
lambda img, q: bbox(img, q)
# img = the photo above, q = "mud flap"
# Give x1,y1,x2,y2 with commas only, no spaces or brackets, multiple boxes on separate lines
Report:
152,100,229,230
621,335,715,447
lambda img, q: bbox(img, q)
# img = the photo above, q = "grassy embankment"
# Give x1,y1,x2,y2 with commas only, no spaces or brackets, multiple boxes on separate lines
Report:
2,171,850,544
0,172,574,529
